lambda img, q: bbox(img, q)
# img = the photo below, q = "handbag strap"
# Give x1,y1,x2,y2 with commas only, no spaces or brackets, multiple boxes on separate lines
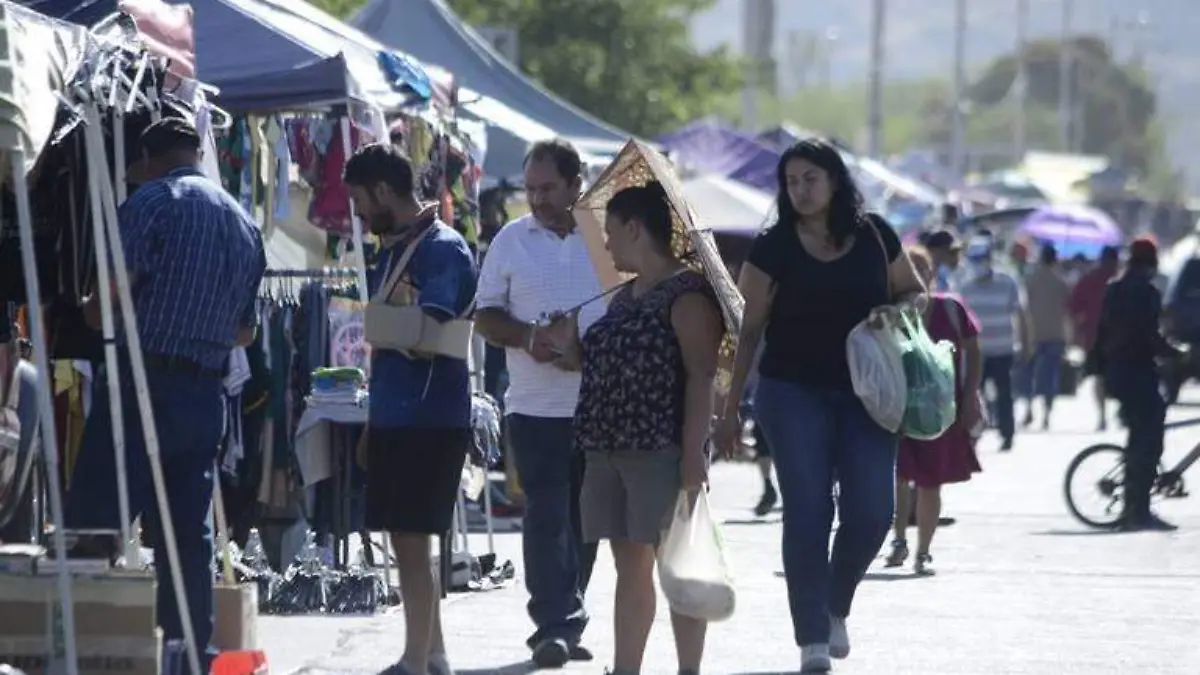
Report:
374,224,437,305
865,215,893,301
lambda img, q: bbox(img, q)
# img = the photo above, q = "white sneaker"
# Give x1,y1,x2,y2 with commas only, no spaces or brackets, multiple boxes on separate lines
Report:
829,615,850,659
800,643,832,672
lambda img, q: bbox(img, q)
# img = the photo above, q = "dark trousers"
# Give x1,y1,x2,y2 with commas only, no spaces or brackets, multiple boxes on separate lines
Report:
755,378,897,646
66,363,224,670
507,413,595,648
982,355,1016,442
1108,365,1166,520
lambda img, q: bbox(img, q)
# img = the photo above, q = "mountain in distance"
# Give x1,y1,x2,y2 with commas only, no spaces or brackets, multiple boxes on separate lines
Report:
691,0,1200,190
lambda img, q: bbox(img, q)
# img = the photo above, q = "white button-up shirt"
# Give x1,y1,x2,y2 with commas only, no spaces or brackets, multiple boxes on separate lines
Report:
475,214,606,418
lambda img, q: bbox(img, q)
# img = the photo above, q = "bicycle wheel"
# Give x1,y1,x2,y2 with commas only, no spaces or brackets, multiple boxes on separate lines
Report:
1064,443,1127,528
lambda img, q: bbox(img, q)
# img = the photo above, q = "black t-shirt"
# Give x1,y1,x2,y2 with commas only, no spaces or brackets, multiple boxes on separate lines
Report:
747,214,902,390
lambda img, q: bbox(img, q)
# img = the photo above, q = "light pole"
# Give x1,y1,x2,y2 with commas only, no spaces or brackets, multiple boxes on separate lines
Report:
866,0,886,157
950,0,967,177
1014,0,1029,162
1058,0,1074,152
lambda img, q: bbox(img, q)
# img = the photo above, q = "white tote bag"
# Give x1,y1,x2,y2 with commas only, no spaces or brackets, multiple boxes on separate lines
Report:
845,315,908,433
657,489,736,622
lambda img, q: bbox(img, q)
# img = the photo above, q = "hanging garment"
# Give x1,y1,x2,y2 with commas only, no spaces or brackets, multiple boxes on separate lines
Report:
307,121,360,234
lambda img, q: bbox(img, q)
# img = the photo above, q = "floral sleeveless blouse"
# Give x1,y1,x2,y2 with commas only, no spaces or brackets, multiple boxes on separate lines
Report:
574,270,716,453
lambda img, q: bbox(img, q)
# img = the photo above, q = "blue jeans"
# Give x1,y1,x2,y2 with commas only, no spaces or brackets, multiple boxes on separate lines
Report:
1031,341,1066,406
982,355,1015,442
755,378,897,646
66,361,224,669
507,414,596,648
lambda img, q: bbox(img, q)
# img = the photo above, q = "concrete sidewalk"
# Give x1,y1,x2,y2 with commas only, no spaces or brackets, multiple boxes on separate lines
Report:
261,392,1200,674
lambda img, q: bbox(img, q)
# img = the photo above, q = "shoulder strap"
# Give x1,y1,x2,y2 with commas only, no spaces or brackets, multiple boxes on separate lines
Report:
374,224,437,304
865,215,893,301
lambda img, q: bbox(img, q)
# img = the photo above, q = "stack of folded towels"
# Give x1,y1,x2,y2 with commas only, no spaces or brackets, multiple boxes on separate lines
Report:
309,367,367,407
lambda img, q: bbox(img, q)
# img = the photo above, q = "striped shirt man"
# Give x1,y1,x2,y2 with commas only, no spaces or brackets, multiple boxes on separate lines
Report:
959,268,1026,357
119,165,266,369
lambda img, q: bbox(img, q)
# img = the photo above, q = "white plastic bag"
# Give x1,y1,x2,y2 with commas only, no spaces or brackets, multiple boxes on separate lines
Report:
657,490,736,622
846,315,908,433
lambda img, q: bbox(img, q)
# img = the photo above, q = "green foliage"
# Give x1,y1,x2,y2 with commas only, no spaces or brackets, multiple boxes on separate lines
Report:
442,0,741,136
970,35,1159,170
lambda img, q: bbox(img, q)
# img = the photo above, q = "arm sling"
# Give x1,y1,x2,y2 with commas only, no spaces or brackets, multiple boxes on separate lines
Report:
364,226,474,360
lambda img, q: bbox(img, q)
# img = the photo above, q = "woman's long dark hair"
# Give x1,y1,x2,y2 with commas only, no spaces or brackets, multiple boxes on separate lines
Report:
774,138,866,249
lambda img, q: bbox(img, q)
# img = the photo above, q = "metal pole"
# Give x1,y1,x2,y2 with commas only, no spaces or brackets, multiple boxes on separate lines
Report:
1014,0,1029,162
13,150,81,675
866,0,886,158
740,0,761,131
950,0,967,177
1059,0,1074,152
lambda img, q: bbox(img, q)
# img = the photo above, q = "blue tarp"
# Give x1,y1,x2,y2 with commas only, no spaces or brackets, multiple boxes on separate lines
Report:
658,120,781,194
20,0,427,111
351,0,629,158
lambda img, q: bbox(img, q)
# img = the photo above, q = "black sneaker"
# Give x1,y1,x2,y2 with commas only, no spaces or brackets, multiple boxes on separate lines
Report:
753,484,778,517
568,644,593,661
531,638,570,668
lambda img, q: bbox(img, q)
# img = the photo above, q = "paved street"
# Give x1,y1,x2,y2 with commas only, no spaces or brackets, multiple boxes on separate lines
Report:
260,388,1200,674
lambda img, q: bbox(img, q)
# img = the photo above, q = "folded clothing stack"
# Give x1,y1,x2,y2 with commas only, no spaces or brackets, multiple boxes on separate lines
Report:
309,367,366,407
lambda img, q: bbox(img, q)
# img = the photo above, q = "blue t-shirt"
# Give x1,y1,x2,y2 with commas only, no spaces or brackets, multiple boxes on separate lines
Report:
367,221,478,429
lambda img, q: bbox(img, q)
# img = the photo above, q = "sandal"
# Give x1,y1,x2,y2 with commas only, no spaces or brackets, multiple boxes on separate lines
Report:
914,552,936,576
883,539,908,568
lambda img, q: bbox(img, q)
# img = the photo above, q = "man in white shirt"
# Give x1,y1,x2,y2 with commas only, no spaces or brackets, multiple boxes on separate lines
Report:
475,139,604,668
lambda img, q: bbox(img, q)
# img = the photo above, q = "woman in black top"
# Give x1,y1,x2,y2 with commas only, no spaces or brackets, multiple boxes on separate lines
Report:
714,139,925,672
561,182,723,675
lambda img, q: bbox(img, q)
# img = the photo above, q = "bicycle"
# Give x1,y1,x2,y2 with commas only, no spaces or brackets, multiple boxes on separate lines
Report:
1063,417,1197,528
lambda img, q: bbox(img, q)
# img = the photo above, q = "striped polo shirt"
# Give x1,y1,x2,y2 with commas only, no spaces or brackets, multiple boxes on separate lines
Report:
959,269,1025,357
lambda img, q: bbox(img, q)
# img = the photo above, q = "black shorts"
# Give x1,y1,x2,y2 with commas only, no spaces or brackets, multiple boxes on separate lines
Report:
364,426,470,535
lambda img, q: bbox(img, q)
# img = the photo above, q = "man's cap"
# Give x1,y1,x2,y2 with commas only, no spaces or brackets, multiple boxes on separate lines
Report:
1129,236,1158,265
139,116,201,157
923,228,962,251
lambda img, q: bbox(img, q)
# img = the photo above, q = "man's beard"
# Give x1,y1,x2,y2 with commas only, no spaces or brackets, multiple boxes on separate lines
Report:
367,209,398,235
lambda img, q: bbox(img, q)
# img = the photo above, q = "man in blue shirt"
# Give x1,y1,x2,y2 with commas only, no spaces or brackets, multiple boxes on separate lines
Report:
344,144,477,675
66,117,265,671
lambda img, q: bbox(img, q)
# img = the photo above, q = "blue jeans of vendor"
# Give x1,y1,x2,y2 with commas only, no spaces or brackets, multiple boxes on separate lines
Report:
66,358,225,663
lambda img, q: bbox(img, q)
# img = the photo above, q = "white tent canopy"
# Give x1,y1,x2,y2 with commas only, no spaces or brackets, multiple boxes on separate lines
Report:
681,174,774,235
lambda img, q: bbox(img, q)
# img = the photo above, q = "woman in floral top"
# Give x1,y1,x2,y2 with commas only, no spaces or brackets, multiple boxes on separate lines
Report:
558,181,723,675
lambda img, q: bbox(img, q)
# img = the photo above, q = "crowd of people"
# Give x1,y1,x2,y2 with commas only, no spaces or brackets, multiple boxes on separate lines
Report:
0,113,1186,675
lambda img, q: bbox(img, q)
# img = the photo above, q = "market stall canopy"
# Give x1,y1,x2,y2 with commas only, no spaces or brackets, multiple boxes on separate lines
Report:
350,0,631,158
20,0,440,111
680,174,773,236
658,120,778,194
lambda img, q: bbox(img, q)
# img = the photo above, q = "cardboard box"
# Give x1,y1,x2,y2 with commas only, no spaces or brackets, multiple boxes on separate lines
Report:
0,571,159,675
211,583,258,652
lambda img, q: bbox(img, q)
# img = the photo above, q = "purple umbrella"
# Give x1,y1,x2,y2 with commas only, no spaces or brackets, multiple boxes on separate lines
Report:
1017,205,1123,245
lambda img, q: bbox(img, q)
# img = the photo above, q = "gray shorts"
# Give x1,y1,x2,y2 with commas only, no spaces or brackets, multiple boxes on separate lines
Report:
580,449,681,546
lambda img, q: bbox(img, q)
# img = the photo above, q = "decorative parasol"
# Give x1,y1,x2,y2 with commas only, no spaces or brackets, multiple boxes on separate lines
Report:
1016,204,1123,258
572,139,745,390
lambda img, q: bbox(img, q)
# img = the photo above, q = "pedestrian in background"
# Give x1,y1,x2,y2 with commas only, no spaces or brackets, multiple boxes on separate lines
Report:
1071,246,1120,430
715,139,926,673
475,139,603,667
1022,244,1071,430
959,236,1031,451
886,246,983,576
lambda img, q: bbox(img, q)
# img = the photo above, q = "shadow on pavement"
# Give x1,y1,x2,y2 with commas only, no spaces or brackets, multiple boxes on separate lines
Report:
457,663,536,675
861,571,926,582
723,517,782,526
1029,528,1124,536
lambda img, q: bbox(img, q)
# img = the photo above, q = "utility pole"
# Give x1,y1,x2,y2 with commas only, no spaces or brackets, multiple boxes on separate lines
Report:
1058,0,1074,153
1014,0,1029,162
950,0,967,177
866,0,886,157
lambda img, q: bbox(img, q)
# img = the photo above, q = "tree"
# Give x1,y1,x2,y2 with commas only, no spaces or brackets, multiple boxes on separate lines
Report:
314,0,741,138
969,35,1160,171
